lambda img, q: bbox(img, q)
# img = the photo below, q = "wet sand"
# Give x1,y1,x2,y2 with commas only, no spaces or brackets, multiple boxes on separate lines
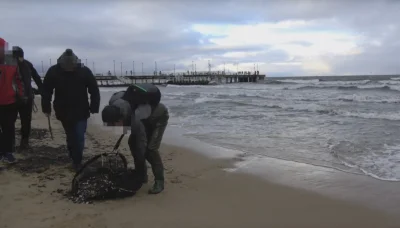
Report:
0,100,399,228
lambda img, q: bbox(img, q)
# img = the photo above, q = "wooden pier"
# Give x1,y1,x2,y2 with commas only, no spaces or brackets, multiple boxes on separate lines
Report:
95,71,265,87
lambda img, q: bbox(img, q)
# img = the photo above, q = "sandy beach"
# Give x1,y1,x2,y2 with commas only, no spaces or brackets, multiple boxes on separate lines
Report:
0,100,399,228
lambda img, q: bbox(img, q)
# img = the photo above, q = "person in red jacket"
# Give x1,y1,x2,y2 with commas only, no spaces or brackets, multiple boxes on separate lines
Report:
0,38,26,164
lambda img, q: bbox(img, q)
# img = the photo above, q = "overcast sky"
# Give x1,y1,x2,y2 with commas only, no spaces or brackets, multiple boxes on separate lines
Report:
1,0,399,76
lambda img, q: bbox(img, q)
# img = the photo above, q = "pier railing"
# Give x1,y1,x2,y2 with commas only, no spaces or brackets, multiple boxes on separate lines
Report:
95,73,266,87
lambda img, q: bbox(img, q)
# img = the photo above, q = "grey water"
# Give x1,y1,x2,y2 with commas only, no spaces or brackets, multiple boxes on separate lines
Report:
98,77,400,182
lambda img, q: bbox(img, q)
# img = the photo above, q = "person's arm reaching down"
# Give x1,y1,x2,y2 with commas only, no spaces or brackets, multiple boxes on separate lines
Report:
130,105,151,155
41,67,55,115
26,60,43,94
123,104,151,134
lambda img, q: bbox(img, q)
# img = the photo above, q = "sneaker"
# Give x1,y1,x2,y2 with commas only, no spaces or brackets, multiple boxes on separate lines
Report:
148,180,164,194
3,153,16,164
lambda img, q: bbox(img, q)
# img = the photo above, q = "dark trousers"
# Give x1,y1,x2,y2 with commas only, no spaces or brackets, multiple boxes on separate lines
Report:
0,103,18,154
17,98,33,140
128,123,167,181
61,119,87,165
145,121,168,181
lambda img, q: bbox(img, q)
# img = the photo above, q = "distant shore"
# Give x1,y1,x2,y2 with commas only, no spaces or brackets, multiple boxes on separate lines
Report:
267,74,400,80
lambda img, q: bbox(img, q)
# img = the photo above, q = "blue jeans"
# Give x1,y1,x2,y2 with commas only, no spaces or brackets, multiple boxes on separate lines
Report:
61,120,87,165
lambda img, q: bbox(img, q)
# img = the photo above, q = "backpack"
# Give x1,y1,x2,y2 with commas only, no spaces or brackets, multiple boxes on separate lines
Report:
0,59,24,105
122,83,161,108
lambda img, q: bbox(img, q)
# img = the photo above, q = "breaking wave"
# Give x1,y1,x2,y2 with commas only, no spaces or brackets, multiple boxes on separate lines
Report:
289,85,400,92
337,94,400,104
329,141,400,181
191,96,400,121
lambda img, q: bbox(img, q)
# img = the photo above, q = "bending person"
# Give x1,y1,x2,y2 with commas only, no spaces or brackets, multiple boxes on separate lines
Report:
102,83,169,194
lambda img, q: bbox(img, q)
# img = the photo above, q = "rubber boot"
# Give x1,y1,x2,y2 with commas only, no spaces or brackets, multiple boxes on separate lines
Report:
148,180,164,194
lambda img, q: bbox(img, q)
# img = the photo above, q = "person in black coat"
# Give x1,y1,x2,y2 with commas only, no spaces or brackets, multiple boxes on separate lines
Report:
41,49,100,170
12,46,43,149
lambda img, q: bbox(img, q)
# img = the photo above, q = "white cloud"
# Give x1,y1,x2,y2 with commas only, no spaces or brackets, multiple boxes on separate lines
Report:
302,59,332,75
222,51,262,58
191,20,364,74
271,62,302,66
1,1,399,76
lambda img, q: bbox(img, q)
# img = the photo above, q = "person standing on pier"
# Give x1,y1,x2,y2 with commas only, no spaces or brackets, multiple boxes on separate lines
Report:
101,83,169,194
0,38,26,164
12,46,43,149
41,49,100,170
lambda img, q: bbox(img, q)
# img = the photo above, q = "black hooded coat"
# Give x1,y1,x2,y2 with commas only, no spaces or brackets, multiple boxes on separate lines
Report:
41,49,100,124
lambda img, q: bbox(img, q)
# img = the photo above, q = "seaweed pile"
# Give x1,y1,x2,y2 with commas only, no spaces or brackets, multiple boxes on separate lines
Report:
69,157,143,204
12,145,73,173
29,128,48,139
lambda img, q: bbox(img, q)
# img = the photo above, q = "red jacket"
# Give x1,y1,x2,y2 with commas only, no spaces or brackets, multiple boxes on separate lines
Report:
0,38,25,105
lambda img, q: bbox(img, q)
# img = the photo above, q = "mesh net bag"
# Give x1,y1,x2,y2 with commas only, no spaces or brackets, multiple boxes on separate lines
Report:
70,134,143,203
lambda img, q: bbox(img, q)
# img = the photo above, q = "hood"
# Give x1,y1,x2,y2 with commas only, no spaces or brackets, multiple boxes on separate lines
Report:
57,48,79,71
12,46,24,59
109,91,132,118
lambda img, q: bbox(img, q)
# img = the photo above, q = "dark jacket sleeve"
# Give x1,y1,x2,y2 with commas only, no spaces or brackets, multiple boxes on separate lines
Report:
41,66,56,113
85,67,100,113
26,60,43,94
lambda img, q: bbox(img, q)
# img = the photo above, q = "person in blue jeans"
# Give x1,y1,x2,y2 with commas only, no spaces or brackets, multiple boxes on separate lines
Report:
60,120,87,168
41,49,100,170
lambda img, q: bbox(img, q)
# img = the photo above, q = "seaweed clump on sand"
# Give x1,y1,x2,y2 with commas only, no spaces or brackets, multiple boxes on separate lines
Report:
15,128,48,152
68,157,143,204
15,128,48,143
12,145,72,173
29,128,48,140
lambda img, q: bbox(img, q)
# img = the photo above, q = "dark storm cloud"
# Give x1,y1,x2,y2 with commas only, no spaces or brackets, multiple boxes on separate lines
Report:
1,0,400,76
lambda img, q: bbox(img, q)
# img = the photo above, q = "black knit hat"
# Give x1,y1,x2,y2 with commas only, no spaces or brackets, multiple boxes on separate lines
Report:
12,46,24,58
101,105,123,124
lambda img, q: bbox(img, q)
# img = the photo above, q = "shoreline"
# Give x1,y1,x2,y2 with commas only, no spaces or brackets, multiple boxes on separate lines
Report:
150,124,400,216
0,100,399,227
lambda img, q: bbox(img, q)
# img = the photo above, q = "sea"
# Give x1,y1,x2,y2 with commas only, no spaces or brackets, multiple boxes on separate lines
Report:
93,76,400,214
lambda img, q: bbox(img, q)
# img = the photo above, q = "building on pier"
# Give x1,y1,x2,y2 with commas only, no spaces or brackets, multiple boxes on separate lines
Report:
95,71,265,87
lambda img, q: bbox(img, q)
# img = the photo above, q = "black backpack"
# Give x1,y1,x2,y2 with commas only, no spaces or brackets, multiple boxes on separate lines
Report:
122,83,161,108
